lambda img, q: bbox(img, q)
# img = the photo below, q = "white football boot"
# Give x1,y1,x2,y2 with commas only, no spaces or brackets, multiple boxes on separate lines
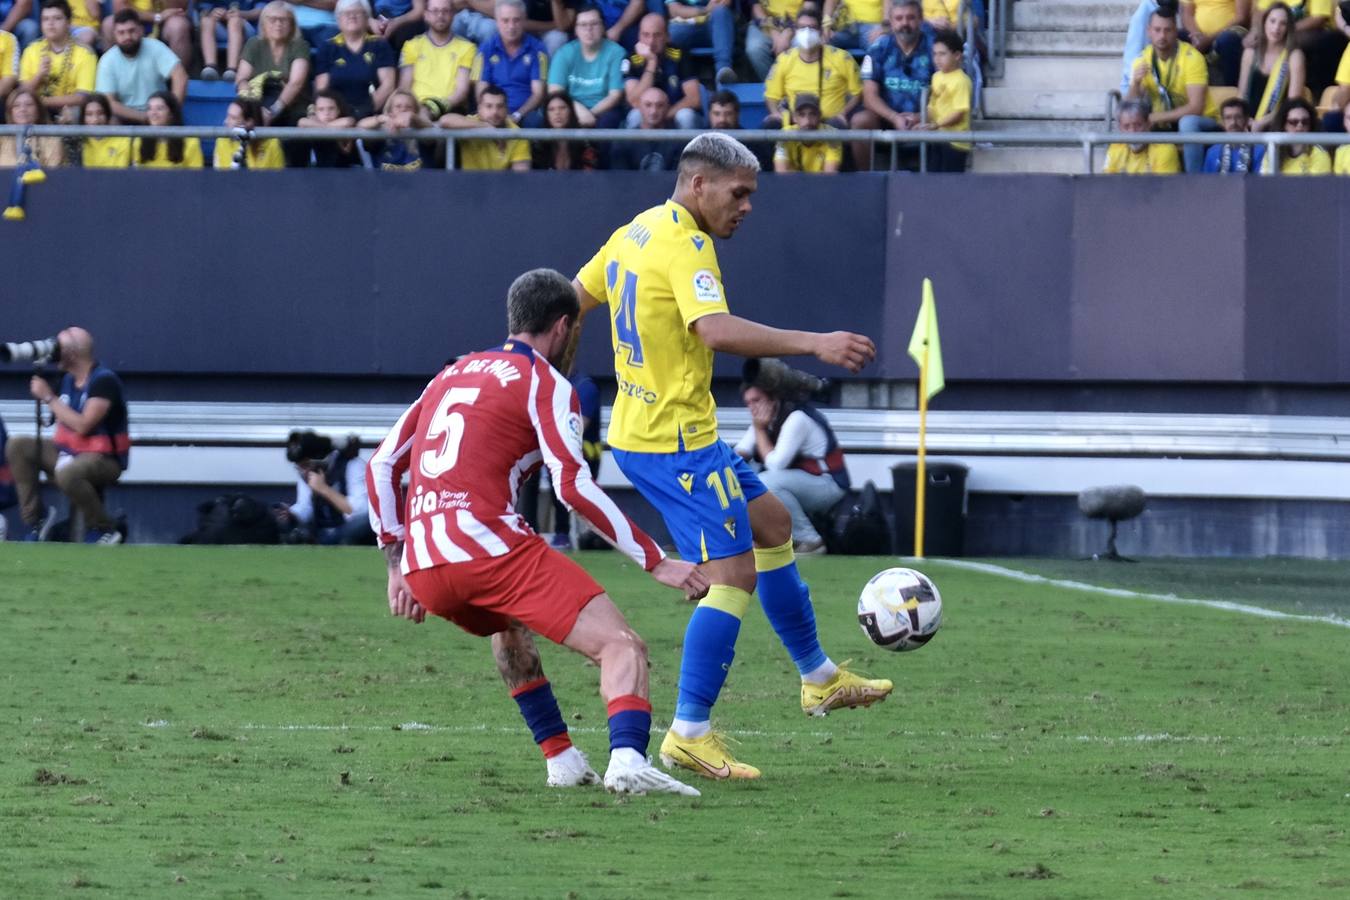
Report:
603,749,701,797
546,747,600,787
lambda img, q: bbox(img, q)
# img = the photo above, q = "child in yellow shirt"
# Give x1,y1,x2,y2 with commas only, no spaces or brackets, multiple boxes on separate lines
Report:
923,30,972,172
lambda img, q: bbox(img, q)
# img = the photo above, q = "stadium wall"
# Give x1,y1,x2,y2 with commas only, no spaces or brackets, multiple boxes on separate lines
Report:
2,172,1349,385
4,173,1349,554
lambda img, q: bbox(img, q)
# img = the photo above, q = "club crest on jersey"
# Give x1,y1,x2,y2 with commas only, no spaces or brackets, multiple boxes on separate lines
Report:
723,517,736,538
693,269,721,303
678,472,695,494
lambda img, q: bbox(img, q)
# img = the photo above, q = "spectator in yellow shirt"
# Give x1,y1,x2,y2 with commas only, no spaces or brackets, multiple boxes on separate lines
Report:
747,0,803,80
0,87,64,167
764,5,861,129
0,28,18,112
132,91,204,168
1104,98,1182,173
213,98,286,169
1126,8,1219,172
1335,96,1350,171
923,0,962,33
79,93,131,168
772,92,842,172
1286,0,1345,100
19,0,96,122
398,0,478,119
1180,0,1247,86
438,83,531,171
822,0,885,50
1260,97,1333,171
922,29,970,171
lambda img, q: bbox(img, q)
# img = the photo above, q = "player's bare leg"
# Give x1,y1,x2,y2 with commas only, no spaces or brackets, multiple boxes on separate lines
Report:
748,492,893,716
561,595,700,796
491,622,598,787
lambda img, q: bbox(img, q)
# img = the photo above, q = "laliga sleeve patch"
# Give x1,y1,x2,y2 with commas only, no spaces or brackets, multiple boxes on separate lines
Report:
566,411,583,442
692,269,723,304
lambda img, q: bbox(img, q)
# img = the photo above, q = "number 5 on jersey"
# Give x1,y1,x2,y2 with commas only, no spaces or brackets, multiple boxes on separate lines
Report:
420,387,481,477
606,261,644,367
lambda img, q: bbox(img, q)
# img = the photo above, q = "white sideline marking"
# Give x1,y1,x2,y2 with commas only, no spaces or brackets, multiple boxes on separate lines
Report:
135,721,1346,747
926,559,1350,630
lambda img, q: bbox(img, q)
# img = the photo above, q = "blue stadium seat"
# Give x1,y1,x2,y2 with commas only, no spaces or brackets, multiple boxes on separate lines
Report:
724,82,766,129
185,81,237,159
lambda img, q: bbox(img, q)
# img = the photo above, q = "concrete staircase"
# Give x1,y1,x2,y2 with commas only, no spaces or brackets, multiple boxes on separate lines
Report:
974,0,1134,173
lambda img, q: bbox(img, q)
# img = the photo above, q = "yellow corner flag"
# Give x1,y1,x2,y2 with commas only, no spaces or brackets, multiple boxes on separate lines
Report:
907,279,944,399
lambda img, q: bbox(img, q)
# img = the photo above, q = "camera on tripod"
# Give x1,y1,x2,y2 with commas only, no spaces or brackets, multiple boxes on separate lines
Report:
1,337,60,365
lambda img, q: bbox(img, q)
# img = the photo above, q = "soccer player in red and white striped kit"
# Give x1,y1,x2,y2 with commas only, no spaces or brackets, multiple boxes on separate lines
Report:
367,268,709,797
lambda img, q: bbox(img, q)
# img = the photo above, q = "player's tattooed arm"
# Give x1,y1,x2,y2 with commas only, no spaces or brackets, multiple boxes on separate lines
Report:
382,540,404,571
491,624,546,690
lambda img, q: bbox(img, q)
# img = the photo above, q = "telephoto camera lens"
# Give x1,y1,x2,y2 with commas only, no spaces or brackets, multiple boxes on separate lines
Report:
0,337,60,364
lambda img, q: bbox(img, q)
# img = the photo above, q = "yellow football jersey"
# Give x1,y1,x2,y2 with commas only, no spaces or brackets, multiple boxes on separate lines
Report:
399,34,480,105
212,137,286,169
131,136,205,169
763,46,861,122
576,200,731,453
82,136,132,168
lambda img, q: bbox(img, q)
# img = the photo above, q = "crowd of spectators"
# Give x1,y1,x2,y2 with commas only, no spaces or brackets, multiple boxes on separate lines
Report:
1112,0,1350,173
4,0,1348,173
0,0,979,171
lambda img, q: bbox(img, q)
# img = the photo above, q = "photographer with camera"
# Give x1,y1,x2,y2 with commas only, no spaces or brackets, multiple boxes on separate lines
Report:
276,430,373,545
3,327,129,544
733,358,850,556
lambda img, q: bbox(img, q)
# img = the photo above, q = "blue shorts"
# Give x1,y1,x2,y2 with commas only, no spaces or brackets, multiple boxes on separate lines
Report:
613,441,766,563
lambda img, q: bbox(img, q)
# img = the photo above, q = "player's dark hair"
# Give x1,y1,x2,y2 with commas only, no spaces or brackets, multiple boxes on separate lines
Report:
932,29,963,55
112,7,141,25
507,269,580,336
1219,96,1249,116
796,5,821,26
40,0,72,18
479,84,508,104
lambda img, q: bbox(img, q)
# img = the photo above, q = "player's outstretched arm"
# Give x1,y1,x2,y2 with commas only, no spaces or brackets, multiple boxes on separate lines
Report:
650,558,711,601
692,313,877,373
561,279,605,375
383,540,425,623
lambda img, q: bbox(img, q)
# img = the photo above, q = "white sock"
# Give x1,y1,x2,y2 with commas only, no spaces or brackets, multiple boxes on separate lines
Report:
801,659,838,685
670,718,711,739
609,747,645,769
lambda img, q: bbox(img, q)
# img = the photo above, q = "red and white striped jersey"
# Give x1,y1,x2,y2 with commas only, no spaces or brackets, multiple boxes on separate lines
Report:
366,341,666,575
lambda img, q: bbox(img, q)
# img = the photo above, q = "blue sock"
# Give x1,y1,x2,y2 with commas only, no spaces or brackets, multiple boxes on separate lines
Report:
674,586,751,721
755,541,829,676
606,695,653,754
510,678,572,758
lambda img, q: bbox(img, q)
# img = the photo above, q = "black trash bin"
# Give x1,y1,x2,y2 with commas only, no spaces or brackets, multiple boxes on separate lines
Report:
891,462,968,556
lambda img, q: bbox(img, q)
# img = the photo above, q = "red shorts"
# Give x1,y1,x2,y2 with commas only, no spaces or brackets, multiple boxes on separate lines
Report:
404,536,604,643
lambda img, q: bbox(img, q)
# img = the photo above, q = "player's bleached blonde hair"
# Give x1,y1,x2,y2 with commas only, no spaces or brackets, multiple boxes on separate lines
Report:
677,132,761,182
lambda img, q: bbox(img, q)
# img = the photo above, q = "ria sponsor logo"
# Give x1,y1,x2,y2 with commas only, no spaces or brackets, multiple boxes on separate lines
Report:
617,377,658,404
410,487,471,517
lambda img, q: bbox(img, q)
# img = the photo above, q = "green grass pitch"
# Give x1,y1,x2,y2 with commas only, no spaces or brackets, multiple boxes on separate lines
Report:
1,546,1347,898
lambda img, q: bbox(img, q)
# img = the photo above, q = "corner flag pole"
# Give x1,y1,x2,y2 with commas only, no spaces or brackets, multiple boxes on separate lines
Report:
914,339,929,559
907,278,944,559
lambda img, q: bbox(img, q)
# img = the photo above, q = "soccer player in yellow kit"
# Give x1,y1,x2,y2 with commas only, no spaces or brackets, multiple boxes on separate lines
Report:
573,133,893,781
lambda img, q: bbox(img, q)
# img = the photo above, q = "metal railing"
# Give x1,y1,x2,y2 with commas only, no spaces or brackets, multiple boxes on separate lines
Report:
4,123,1349,174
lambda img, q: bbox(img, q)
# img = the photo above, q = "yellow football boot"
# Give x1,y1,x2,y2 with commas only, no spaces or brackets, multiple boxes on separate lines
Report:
801,664,893,717
658,729,762,780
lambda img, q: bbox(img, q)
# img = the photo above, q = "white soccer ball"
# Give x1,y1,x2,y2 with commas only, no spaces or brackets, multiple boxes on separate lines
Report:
857,567,942,652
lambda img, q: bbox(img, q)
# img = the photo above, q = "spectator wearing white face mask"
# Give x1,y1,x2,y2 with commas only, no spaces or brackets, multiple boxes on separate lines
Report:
762,3,860,129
